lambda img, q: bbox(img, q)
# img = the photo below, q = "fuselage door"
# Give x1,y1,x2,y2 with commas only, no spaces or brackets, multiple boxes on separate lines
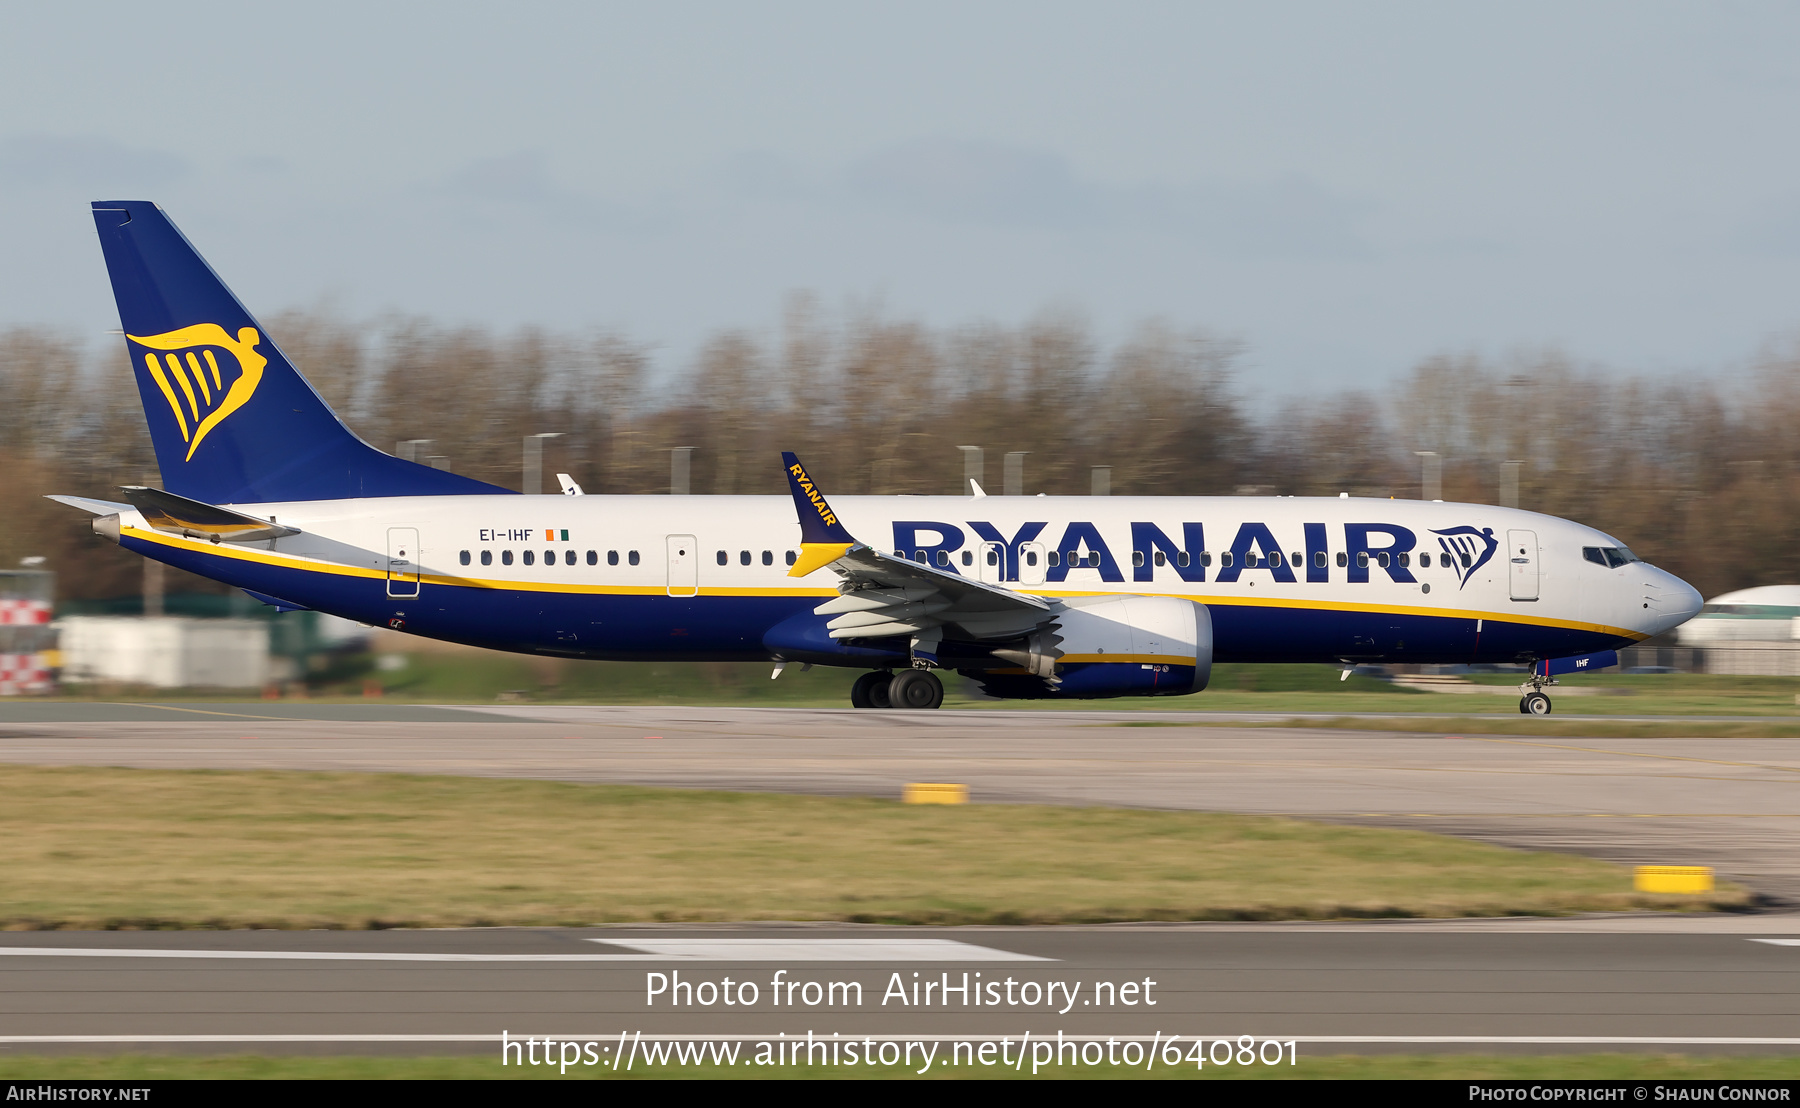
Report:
1019,541,1048,585
386,527,421,598
666,535,698,597
977,541,1005,583
1507,529,1539,601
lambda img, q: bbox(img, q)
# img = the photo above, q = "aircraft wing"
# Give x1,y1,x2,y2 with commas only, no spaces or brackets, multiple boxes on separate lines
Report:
782,452,1053,646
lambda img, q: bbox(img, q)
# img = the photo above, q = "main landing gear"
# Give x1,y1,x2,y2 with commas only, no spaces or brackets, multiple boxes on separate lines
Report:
850,669,944,710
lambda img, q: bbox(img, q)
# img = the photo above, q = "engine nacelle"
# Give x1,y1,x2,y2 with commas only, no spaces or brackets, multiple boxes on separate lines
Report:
971,595,1212,700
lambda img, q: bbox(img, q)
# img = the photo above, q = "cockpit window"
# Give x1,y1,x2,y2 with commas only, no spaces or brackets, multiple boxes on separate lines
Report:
1583,545,1638,569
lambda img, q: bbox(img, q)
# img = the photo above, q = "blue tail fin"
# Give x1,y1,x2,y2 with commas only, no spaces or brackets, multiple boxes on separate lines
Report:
91,201,512,503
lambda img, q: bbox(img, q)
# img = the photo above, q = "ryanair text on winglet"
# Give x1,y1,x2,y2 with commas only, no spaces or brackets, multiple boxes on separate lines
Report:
789,463,839,528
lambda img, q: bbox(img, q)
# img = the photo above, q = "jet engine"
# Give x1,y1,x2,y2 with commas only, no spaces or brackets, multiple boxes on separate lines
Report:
971,595,1212,699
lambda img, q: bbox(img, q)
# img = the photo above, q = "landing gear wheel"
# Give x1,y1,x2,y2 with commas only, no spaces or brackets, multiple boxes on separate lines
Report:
851,671,892,709
1520,692,1552,715
888,669,944,710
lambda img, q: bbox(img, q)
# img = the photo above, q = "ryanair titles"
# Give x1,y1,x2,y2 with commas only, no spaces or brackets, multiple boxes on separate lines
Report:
892,520,1499,589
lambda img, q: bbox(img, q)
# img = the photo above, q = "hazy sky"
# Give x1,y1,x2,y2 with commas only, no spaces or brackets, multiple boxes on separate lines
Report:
5,2,1800,398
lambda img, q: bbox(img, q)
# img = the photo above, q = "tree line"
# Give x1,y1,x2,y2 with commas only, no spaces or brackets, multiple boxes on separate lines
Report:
3,296,1797,603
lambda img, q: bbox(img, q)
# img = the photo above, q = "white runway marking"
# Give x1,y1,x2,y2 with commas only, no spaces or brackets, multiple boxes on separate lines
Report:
590,938,1051,961
0,938,1047,963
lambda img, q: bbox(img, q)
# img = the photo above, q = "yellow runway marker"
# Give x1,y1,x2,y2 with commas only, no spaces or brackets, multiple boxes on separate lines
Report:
903,783,969,805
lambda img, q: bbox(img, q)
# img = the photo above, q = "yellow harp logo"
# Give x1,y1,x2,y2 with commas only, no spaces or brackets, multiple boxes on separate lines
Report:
127,325,267,462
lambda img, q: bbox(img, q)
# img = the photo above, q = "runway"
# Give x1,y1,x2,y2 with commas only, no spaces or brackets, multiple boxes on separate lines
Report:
4,923,1800,1056
2,703,1799,901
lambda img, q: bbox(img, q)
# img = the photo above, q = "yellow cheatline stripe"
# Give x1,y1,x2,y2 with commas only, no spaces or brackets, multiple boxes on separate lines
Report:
119,526,1644,637
788,542,852,577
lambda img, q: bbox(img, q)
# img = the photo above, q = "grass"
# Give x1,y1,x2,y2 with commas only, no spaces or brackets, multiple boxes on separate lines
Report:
0,766,1738,930
5,1052,1800,1080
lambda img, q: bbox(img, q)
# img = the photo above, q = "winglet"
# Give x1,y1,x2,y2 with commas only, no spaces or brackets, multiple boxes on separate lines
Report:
782,451,856,576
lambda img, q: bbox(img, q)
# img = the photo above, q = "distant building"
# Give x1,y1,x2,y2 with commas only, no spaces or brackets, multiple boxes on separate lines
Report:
55,617,270,689
1676,585,1800,675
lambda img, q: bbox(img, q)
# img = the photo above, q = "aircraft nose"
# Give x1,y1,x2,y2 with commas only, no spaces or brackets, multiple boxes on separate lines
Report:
1649,567,1703,632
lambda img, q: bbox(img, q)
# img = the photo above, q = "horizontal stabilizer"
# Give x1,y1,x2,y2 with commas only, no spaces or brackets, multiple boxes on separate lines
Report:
44,494,134,517
120,485,300,543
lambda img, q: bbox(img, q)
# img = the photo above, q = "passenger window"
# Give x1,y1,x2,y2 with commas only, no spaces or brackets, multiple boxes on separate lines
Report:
1356,552,1368,569
1176,551,1189,567
986,550,999,567
1419,552,1431,568
716,551,727,565
740,550,751,566
1198,552,1210,567
523,550,535,566
587,550,597,565
502,550,513,565
1460,551,1471,568
564,550,576,565
762,550,773,566
1397,552,1409,567
1220,552,1234,568
1131,551,1144,568
785,550,797,566
915,551,928,564
544,550,554,565
1336,551,1347,568
608,550,619,566
1244,553,1258,568
1026,551,1039,566
1048,551,1060,567
935,550,949,566
1086,553,1100,568
962,550,973,566
628,550,640,566
1378,552,1390,568
459,550,470,566
1154,551,1166,567
1066,550,1079,565
1290,552,1301,567
480,550,493,566
1313,551,1326,569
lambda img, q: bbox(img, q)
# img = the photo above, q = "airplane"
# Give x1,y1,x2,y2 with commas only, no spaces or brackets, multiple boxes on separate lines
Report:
51,201,1705,715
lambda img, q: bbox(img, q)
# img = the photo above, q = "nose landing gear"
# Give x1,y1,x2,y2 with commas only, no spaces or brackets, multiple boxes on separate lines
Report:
850,669,944,709
1518,670,1555,715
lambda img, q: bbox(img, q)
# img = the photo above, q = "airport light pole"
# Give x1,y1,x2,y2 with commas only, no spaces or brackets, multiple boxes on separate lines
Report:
1003,452,1028,496
1415,450,1442,501
1091,465,1112,496
670,446,694,495
957,446,984,496
523,433,563,495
